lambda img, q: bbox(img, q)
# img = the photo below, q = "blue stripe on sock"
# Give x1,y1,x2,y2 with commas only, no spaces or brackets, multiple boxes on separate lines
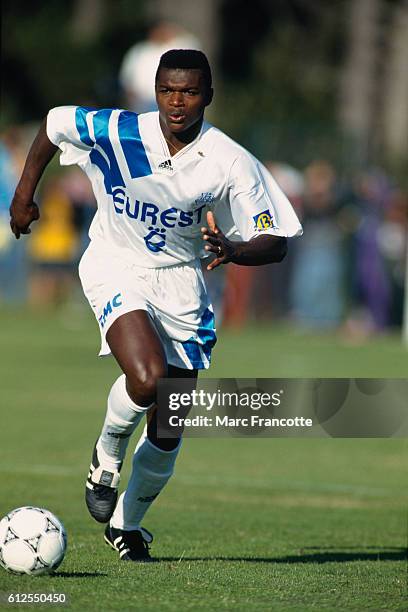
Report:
118,111,152,179
93,109,125,187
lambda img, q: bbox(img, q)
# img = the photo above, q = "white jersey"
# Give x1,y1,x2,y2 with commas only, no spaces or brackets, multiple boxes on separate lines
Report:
47,106,302,268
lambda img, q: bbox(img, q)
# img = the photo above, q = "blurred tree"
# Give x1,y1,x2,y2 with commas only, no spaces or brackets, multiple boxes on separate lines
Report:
216,0,407,173
339,0,381,164
216,0,347,166
151,0,220,64
1,0,149,124
338,0,408,168
70,0,104,42
382,1,408,161
2,0,406,175
219,0,270,79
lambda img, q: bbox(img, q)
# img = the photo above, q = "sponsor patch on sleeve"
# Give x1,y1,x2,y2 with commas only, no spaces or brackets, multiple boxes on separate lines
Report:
253,210,275,230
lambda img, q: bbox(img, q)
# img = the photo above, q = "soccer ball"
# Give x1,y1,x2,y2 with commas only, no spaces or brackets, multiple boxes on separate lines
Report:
0,507,67,575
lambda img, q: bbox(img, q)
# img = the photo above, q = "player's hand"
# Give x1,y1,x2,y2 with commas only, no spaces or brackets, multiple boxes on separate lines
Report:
9,192,40,239
201,211,236,271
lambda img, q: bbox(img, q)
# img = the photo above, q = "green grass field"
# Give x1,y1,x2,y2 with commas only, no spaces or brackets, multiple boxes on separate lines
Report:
0,307,406,611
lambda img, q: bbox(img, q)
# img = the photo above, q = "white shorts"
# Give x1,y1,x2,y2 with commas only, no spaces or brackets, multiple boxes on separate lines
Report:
78,243,216,370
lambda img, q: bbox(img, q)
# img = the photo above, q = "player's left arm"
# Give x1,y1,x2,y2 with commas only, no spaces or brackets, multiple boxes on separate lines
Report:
201,211,287,271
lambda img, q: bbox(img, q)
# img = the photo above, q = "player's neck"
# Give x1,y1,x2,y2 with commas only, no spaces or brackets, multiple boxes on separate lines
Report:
160,116,203,157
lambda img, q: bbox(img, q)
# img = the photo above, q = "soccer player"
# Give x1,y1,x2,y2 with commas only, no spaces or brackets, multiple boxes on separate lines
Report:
9,50,302,561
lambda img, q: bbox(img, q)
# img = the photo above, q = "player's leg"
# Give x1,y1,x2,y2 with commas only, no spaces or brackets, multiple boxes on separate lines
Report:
107,262,213,547
106,364,195,561
86,310,168,523
106,309,169,406
109,364,196,540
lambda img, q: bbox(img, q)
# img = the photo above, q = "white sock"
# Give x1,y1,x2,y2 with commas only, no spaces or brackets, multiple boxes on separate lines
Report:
110,426,182,530
98,374,153,472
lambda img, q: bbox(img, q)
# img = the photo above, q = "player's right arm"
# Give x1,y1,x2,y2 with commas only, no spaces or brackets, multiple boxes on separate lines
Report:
10,119,58,238
10,106,96,239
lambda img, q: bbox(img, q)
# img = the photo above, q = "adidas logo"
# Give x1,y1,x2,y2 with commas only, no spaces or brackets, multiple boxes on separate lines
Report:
107,431,130,439
158,159,173,171
137,493,159,503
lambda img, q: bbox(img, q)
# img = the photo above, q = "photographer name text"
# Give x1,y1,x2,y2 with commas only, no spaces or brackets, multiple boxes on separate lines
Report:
168,415,313,428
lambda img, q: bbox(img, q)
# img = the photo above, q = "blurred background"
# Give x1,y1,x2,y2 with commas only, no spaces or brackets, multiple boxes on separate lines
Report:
1,0,407,344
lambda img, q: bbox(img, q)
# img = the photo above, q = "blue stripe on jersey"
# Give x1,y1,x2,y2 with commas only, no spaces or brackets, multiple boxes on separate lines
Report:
92,109,125,187
75,107,95,146
182,308,217,369
90,149,112,195
118,111,152,179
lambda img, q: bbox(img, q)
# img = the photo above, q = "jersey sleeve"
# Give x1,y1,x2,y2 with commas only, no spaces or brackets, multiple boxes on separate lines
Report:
225,153,303,241
46,106,96,167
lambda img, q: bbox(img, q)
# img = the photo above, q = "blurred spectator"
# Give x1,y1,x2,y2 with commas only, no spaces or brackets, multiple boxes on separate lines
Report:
119,21,201,113
290,160,345,329
1,128,405,335
378,189,407,327
261,162,304,319
268,163,304,217
28,178,79,308
221,162,304,327
0,127,27,303
221,264,253,328
60,167,97,255
344,170,401,335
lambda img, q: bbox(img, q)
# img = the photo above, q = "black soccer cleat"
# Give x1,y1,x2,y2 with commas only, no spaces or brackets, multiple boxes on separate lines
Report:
85,442,122,523
104,524,153,562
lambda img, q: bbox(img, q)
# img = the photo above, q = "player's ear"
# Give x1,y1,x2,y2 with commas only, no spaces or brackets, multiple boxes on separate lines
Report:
205,87,214,107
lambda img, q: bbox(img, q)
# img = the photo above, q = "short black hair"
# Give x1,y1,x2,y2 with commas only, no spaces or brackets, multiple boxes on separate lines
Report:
155,49,212,90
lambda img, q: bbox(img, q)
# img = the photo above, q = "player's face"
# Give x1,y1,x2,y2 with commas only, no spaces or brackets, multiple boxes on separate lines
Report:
156,68,212,136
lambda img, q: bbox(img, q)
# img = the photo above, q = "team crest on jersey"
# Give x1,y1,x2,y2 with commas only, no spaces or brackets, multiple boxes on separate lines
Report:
195,192,215,206
253,209,274,230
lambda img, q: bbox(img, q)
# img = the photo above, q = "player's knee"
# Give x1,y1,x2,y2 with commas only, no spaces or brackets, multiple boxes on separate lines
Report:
126,360,167,405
